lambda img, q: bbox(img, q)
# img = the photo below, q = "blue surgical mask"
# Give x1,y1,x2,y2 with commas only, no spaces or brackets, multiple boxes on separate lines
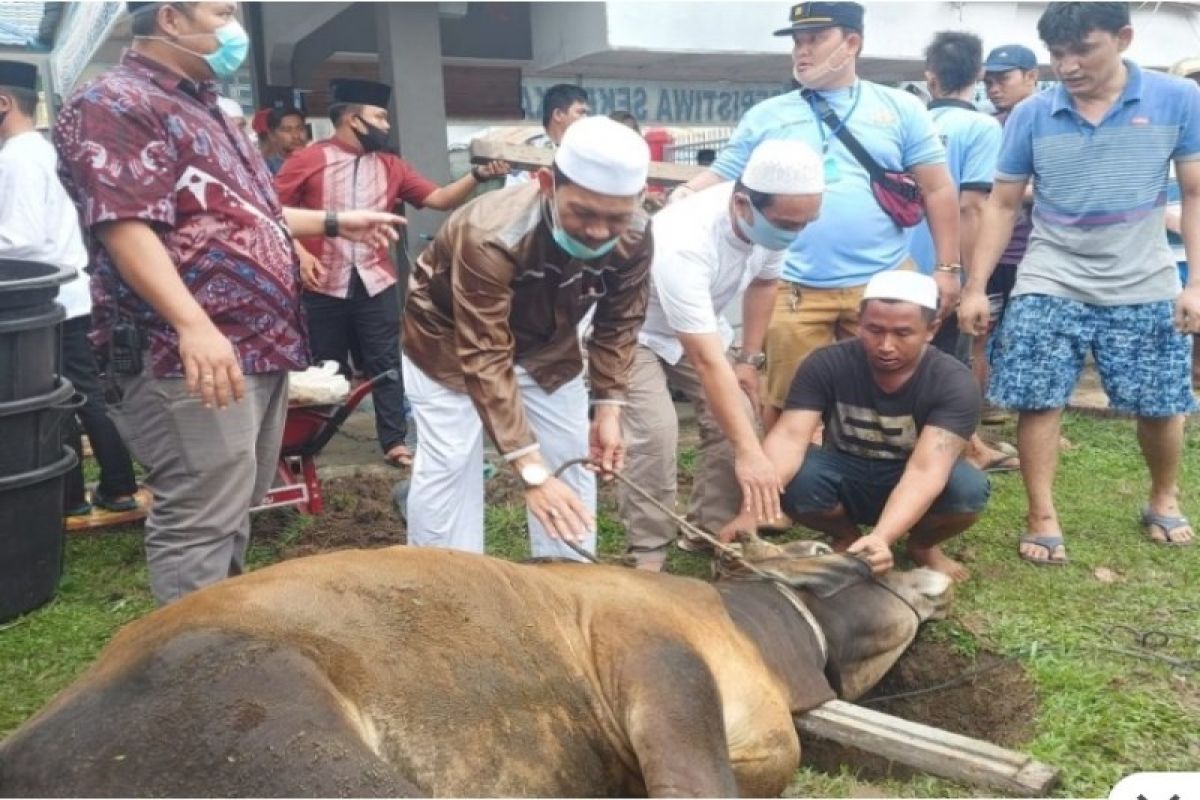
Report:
201,21,250,78
735,198,800,251
547,186,620,261
140,19,250,79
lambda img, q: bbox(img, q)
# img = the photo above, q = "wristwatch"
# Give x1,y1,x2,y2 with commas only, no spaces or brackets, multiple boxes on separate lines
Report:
324,210,339,238
519,463,550,488
734,351,767,368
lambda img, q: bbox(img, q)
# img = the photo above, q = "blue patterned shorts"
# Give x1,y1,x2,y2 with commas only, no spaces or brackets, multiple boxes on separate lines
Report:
989,295,1196,417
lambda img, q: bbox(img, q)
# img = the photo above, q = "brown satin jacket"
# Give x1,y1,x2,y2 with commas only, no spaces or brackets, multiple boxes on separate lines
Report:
402,183,652,458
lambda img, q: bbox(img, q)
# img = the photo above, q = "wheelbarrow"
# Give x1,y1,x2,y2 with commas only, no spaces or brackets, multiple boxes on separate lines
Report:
252,369,398,515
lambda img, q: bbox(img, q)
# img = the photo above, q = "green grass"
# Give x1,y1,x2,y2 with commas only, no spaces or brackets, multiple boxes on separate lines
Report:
2,413,1197,797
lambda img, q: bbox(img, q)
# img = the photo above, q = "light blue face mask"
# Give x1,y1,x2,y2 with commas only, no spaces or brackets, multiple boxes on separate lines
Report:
140,19,250,79
201,21,250,78
548,187,620,261
735,197,801,251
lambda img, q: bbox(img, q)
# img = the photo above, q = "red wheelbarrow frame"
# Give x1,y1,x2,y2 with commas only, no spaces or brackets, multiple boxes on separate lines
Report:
252,369,397,515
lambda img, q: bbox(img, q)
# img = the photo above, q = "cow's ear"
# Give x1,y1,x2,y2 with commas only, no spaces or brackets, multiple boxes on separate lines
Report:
909,568,952,599
736,532,788,562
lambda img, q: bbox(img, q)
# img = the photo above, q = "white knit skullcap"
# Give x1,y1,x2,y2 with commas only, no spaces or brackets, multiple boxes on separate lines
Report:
555,116,650,197
741,139,824,195
217,97,245,119
1170,57,1200,79
863,270,939,311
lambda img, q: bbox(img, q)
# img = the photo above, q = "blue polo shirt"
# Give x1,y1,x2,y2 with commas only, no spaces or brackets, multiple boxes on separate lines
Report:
996,61,1200,305
711,81,945,289
910,100,1003,272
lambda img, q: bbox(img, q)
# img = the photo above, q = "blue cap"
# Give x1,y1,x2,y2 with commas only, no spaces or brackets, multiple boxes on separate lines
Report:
983,45,1038,73
774,2,864,36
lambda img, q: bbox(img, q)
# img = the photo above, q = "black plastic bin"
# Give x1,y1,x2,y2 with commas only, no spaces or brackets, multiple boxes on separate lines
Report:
0,447,77,622
0,303,65,404
0,380,82,476
0,259,73,312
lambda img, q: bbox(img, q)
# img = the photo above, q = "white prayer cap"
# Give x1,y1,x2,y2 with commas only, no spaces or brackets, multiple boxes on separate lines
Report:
555,116,650,197
741,139,824,195
218,97,245,119
1170,57,1200,79
863,270,939,311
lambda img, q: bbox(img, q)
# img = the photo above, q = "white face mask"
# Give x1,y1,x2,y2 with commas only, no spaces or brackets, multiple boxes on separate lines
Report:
793,40,851,86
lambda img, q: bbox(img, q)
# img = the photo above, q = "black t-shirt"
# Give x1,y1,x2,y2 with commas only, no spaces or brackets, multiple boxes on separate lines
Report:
785,340,980,461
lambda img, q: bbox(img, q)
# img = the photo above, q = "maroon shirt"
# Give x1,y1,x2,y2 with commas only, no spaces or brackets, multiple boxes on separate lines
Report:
54,50,308,378
274,139,437,299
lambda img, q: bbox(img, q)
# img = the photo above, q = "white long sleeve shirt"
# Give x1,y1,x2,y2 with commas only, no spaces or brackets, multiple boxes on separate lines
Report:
0,131,90,318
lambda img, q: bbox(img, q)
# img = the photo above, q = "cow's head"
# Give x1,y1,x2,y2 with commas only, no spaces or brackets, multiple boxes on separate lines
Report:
717,534,953,699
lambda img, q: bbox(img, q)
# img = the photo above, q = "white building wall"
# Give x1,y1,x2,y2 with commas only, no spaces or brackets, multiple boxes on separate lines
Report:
536,1,1200,77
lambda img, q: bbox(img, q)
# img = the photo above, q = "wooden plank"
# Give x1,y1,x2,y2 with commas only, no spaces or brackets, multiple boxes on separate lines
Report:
795,700,1060,797
468,139,704,187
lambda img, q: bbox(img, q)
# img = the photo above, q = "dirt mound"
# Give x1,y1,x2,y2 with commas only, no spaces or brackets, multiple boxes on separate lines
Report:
801,636,1038,782
255,474,408,560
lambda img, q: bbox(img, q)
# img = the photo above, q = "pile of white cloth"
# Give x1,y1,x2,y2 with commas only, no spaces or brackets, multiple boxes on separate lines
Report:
287,361,350,406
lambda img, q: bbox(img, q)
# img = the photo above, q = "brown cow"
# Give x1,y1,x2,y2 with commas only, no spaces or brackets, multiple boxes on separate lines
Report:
0,539,950,798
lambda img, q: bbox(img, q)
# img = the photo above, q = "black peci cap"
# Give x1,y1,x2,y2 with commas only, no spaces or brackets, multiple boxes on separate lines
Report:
329,79,392,108
0,60,37,91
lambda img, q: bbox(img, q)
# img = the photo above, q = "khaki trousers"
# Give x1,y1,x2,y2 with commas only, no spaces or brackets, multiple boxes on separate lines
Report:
616,345,753,565
108,371,287,605
764,283,865,410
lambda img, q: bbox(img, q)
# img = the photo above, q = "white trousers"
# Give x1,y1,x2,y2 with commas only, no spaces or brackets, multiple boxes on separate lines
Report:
402,356,596,559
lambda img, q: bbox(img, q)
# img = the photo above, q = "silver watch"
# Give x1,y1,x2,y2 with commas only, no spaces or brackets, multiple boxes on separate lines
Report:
734,351,766,369
519,463,550,488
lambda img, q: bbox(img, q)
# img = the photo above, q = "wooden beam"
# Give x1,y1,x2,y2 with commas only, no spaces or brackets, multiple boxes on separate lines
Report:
795,700,1060,797
468,139,704,187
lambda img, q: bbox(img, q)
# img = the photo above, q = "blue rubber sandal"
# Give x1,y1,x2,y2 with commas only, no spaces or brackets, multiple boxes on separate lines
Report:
1018,534,1068,566
1140,507,1194,547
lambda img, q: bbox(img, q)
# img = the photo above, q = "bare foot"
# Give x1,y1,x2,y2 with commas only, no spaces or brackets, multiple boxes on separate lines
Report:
908,544,971,582
385,444,414,467
633,553,666,572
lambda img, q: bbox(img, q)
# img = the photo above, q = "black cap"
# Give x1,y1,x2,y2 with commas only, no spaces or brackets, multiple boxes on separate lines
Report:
774,2,864,36
329,79,391,108
0,60,37,91
983,45,1038,73
125,2,161,13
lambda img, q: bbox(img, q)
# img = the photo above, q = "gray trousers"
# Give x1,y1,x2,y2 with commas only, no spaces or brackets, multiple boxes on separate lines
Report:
616,345,750,564
108,371,287,605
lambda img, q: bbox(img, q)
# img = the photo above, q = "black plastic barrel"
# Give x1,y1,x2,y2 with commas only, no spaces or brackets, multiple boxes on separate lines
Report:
0,259,76,620
0,303,66,403
0,259,74,312
0,380,82,476
0,447,77,622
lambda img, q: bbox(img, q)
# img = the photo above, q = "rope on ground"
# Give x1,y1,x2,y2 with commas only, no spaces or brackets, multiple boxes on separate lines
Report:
860,658,1012,706
1083,623,1200,673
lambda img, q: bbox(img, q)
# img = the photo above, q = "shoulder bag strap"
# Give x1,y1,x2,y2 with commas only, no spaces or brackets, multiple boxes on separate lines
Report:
802,88,886,180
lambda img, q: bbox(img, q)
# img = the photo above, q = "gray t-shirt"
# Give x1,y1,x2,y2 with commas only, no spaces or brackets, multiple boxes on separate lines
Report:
1015,209,1179,305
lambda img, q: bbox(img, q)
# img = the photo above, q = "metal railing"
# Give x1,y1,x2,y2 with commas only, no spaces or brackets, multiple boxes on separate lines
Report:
662,127,734,166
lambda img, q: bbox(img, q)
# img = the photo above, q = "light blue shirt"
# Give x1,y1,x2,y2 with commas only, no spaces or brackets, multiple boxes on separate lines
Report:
910,100,1003,272
996,61,1200,304
711,80,945,288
